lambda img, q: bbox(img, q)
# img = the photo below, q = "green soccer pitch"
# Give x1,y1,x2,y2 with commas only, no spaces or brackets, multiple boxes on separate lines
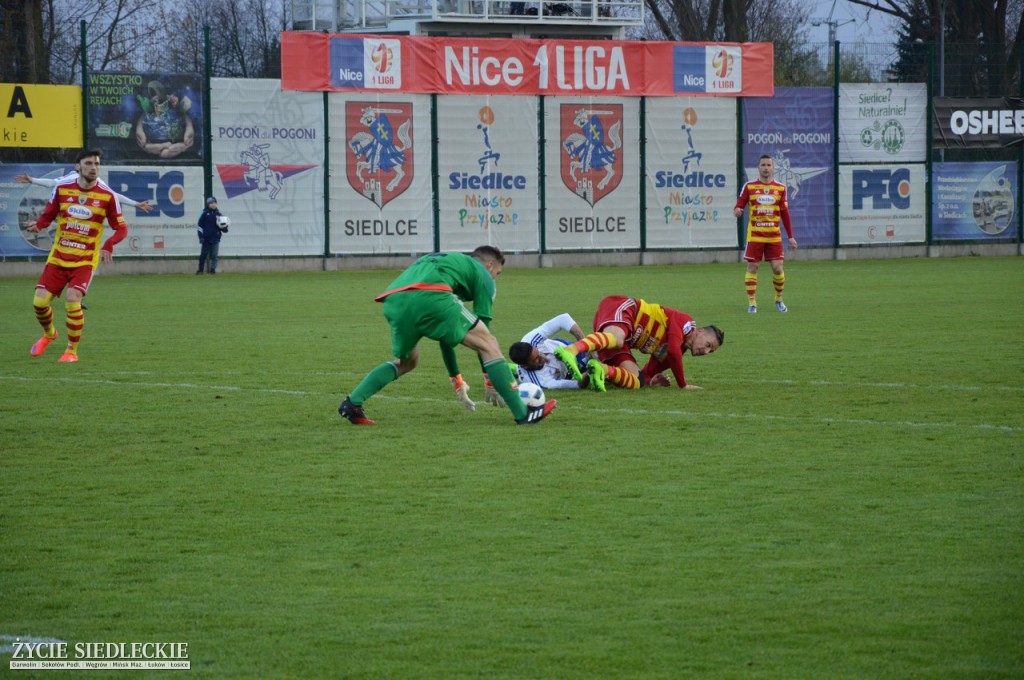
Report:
1,257,1022,678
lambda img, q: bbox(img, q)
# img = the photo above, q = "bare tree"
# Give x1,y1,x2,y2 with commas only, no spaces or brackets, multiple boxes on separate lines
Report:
0,0,49,82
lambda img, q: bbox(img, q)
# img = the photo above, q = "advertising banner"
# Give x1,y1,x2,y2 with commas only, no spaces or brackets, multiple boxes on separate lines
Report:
544,97,640,251
437,95,540,253
0,84,82,148
282,33,775,97
839,83,927,163
838,163,926,244
0,163,201,257
742,86,835,247
211,78,324,256
933,97,1024,149
645,97,737,248
328,93,434,255
933,162,1018,239
87,72,203,164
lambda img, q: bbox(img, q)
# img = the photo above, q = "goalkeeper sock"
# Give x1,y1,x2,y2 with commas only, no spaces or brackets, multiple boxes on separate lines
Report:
483,357,526,420
350,361,400,404
773,272,785,301
607,365,640,390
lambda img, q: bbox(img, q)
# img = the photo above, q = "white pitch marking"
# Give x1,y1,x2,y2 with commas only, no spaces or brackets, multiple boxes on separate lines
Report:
714,377,1024,393
1,375,1021,432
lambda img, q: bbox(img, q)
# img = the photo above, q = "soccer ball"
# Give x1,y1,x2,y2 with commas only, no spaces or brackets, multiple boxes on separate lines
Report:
217,215,231,228
517,382,545,408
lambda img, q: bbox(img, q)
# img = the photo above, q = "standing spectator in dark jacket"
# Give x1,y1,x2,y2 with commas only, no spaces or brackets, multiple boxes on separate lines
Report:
196,196,228,274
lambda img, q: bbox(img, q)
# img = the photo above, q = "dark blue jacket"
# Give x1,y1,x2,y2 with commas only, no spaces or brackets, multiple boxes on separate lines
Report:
197,209,224,244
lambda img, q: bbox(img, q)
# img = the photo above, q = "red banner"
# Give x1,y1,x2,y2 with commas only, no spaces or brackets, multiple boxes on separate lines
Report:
281,33,773,97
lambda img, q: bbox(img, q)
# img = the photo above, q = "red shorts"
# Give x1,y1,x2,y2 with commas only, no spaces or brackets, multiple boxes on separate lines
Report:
592,296,638,367
743,240,784,263
36,263,94,297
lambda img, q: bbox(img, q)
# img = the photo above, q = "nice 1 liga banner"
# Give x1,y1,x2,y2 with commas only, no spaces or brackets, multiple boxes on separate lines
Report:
211,78,325,256
645,96,737,248
328,93,434,255
437,95,540,253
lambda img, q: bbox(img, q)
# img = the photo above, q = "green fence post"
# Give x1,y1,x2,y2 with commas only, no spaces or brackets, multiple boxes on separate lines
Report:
431,94,440,253
323,91,330,260
926,42,934,248
832,41,840,252
639,96,646,254
736,97,744,249
203,26,212,201
80,21,89,147
538,96,546,256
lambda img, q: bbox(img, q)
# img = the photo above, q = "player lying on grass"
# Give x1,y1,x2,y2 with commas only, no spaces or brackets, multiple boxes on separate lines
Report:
508,313,593,390
553,295,724,391
339,246,557,426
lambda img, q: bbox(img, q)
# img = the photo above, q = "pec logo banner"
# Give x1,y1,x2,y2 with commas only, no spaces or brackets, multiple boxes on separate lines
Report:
560,104,623,206
346,102,414,208
107,170,186,217
852,168,911,210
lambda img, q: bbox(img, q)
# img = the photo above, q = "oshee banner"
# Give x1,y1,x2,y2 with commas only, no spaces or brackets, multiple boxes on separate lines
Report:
933,162,1018,239
742,86,835,247
645,97,737,248
838,164,926,245
839,83,927,163
933,97,1024,149
437,96,539,252
544,97,640,251
328,94,434,255
88,72,203,164
0,164,201,257
282,33,774,97
211,78,324,256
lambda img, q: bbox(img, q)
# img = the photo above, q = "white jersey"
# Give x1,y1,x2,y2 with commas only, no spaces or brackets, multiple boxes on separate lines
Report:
515,313,586,390
32,172,136,208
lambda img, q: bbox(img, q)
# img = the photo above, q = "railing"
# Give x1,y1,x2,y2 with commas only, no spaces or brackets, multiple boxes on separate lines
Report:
292,0,644,31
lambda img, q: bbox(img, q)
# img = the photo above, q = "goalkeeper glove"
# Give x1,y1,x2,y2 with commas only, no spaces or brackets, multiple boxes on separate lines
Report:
483,375,506,408
450,374,476,411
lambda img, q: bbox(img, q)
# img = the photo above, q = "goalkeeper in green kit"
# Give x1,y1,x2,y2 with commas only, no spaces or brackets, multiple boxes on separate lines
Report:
339,246,557,426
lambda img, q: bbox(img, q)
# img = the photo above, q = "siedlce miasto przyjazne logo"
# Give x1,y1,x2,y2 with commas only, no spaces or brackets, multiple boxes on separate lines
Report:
7,638,189,670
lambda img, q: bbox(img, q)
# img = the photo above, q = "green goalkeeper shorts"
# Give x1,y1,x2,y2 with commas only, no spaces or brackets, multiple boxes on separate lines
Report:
382,290,480,359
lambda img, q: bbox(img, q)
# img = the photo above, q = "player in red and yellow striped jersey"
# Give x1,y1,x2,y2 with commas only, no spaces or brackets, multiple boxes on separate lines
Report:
552,296,723,391
734,155,798,314
27,149,128,363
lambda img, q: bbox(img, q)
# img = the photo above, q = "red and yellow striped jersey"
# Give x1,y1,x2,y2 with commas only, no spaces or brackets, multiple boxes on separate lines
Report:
37,179,128,269
628,299,695,388
735,179,793,244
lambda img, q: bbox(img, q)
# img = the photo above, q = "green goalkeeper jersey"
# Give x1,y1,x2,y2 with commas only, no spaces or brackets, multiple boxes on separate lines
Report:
375,252,497,323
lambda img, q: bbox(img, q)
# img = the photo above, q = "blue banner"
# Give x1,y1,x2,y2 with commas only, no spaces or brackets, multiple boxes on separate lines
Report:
932,162,1018,240
741,87,834,247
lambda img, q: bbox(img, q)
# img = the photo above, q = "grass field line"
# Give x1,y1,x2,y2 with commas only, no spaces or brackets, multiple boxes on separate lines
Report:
714,377,1024,392
55,370,1024,394
3,374,1021,433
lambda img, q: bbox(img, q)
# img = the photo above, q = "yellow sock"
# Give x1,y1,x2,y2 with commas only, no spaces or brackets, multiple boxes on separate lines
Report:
33,293,56,337
745,272,757,303
65,301,84,353
773,272,785,301
571,332,618,355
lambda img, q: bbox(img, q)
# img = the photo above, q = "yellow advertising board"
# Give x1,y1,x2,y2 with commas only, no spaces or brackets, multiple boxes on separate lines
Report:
1,83,83,147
